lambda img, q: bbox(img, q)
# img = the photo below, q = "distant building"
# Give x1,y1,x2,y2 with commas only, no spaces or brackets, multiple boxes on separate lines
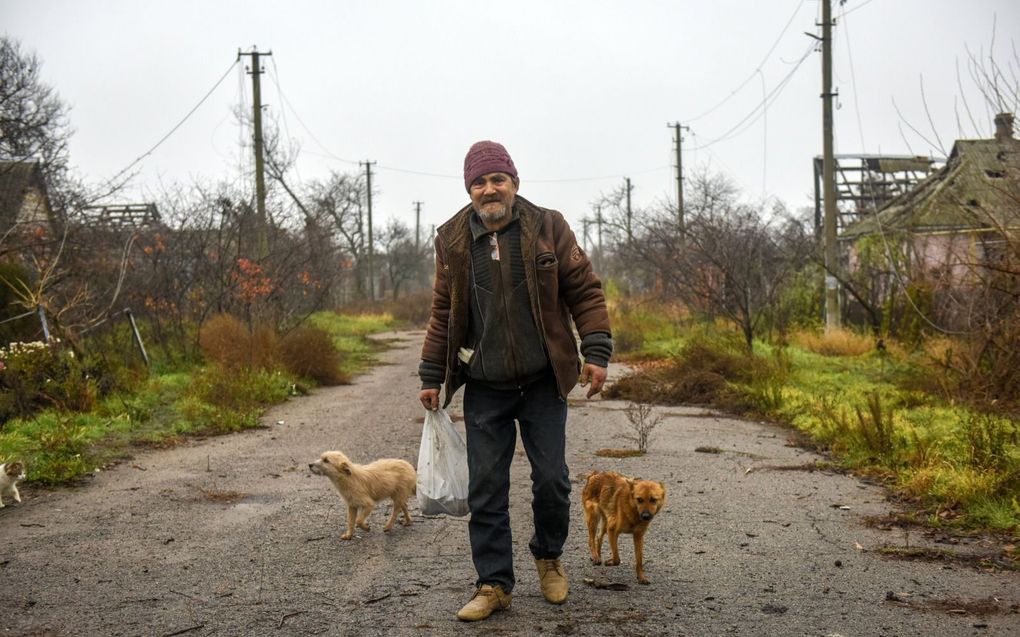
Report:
837,113,1019,332
0,160,57,235
814,153,943,233
841,113,1019,286
76,203,162,228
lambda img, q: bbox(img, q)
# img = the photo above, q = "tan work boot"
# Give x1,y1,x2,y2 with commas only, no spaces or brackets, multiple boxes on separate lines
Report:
535,558,569,604
456,584,512,621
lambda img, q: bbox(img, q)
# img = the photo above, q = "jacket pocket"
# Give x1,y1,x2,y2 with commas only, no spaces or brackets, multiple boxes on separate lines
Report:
537,252,557,269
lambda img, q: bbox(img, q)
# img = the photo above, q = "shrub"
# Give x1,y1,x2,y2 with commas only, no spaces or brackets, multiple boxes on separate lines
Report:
605,329,750,408
0,340,104,423
189,365,291,413
280,325,349,385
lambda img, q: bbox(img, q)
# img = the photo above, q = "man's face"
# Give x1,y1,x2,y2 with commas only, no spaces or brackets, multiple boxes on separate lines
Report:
470,172,518,226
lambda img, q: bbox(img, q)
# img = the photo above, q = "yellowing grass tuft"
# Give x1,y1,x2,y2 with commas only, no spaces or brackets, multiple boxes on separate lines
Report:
791,328,875,357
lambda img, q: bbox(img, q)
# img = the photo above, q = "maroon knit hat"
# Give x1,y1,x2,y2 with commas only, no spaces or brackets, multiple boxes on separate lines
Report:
463,140,518,191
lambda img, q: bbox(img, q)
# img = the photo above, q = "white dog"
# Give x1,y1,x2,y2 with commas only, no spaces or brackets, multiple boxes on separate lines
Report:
0,461,26,507
309,451,416,540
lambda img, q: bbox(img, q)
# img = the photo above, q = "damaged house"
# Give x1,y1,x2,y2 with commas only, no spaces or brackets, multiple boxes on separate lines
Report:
839,113,1020,330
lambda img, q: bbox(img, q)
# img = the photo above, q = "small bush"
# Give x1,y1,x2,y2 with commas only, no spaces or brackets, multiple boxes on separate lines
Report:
199,314,249,368
791,328,875,357
199,314,279,370
280,325,349,385
0,340,107,423
604,330,750,408
190,365,291,413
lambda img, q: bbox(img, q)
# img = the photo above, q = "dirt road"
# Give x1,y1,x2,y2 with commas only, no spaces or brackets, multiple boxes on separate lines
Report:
1,331,1016,636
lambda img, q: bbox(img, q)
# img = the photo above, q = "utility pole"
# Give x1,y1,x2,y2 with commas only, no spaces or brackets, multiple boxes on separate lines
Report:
667,122,690,237
624,177,633,245
821,0,840,330
413,201,423,254
361,160,377,301
238,47,272,259
595,204,604,273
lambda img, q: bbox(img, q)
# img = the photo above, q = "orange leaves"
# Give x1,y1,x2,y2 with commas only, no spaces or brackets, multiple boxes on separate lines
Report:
231,258,275,303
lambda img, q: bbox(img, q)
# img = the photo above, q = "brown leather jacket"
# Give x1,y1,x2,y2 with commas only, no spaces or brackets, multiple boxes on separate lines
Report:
420,196,611,407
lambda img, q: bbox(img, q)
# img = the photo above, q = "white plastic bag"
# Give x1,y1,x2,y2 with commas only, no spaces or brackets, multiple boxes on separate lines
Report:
416,407,470,517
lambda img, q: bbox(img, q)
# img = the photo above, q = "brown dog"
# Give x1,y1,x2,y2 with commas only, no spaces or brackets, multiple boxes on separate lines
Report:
309,451,416,540
582,470,666,584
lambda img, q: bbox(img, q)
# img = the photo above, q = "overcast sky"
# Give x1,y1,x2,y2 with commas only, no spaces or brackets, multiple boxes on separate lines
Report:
4,0,1019,234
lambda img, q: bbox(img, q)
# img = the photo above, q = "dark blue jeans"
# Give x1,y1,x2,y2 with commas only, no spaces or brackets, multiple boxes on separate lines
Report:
463,373,571,593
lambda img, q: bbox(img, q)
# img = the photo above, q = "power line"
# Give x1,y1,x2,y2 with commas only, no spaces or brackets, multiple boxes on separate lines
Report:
266,73,360,166
268,64,668,185
841,0,880,18
689,41,816,151
686,0,807,123
102,59,239,191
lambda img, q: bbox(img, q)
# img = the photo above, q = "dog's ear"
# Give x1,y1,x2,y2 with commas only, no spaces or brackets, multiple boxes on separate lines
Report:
339,462,351,475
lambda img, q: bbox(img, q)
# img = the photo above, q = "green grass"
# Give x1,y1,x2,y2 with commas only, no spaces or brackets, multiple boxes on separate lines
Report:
308,311,398,375
0,312,398,486
615,321,1020,537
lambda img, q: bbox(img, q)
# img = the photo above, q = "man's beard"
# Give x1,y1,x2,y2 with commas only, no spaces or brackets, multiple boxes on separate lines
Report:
475,200,509,224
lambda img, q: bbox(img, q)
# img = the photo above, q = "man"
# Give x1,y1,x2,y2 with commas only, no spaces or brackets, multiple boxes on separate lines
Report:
418,140,612,621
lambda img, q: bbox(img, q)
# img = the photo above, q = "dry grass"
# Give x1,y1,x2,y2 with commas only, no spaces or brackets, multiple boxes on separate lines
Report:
595,448,646,458
791,328,875,357
280,325,349,386
199,314,279,370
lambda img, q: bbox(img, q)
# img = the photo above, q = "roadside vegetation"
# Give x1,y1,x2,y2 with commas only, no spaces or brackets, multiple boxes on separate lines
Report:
605,295,1020,539
0,310,401,485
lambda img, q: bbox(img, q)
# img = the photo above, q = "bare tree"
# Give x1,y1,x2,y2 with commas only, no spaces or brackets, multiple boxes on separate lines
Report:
0,37,71,182
618,171,810,350
377,217,423,299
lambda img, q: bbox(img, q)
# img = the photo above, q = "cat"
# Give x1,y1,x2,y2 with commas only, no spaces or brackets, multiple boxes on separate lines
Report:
0,461,26,507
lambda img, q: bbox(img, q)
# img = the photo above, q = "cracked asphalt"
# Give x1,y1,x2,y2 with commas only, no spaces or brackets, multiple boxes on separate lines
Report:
1,331,1017,636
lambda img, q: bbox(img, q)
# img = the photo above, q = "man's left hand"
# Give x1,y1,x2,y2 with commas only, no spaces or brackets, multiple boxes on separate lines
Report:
579,363,608,399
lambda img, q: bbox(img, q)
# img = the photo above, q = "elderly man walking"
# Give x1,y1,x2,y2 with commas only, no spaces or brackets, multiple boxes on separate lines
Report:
418,140,613,621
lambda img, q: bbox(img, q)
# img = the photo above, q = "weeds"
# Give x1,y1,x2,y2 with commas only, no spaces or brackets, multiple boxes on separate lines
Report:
792,328,875,357
619,402,662,453
854,392,899,462
607,315,1020,535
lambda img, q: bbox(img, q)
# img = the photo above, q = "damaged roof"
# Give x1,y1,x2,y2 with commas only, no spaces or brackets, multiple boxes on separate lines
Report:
841,133,1020,239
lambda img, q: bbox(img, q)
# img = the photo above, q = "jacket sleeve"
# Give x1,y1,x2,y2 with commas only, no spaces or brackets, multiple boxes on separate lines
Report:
419,233,451,378
551,212,613,345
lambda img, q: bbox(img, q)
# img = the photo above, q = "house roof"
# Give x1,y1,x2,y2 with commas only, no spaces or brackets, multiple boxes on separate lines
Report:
0,160,53,230
841,134,1020,239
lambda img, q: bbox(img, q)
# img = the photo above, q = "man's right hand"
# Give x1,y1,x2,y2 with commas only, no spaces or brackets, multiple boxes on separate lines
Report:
419,388,440,411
